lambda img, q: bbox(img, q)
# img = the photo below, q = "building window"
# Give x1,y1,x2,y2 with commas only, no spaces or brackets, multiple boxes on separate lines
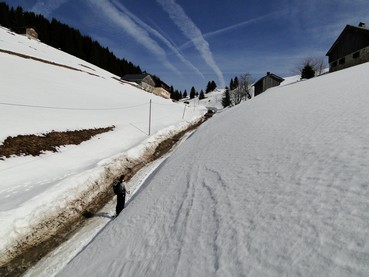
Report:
353,51,360,59
339,57,345,65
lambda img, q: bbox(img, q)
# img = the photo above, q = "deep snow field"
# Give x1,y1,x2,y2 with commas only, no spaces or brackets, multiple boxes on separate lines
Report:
57,61,369,276
0,26,206,266
1,25,369,277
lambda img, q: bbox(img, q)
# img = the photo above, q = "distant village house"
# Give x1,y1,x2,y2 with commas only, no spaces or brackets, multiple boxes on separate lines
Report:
13,26,39,40
253,72,284,97
152,82,171,99
122,73,170,99
123,73,155,90
326,22,369,72
25,27,38,40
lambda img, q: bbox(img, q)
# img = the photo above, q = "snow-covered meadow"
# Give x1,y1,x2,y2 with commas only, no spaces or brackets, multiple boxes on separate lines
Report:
0,26,206,265
56,62,369,276
1,25,369,277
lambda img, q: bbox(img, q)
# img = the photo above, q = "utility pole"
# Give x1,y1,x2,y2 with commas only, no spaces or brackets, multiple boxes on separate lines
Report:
182,104,187,119
148,99,152,136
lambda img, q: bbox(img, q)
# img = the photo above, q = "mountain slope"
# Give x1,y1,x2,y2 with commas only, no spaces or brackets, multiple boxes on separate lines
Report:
58,62,369,276
0,26,206,266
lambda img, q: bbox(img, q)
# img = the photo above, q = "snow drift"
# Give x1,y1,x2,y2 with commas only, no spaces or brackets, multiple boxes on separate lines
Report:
58,62,369,276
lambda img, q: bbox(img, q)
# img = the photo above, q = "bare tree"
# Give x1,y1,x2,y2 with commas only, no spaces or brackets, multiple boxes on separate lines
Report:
314,58,326,76
294,57,327,78
238,73,253,100
230,73,253,105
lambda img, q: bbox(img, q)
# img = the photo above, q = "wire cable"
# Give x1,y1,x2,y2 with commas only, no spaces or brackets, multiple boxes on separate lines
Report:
0,101,149,111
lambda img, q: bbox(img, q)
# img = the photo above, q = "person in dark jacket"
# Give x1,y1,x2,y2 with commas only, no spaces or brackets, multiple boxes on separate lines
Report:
113,175,128,217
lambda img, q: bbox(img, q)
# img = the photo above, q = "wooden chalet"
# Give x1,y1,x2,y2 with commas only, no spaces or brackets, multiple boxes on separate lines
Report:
253,72,284,97
326,22,369,72
122,73,170,99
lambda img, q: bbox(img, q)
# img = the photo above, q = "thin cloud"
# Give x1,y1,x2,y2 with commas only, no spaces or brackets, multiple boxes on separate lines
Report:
156,0,225,87
32,0,69,17
88,0,179,75
111,0,205,80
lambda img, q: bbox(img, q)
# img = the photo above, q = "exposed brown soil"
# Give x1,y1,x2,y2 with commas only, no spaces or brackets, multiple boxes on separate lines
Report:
0,127,115,159
0,49,101,77
0,112,213,277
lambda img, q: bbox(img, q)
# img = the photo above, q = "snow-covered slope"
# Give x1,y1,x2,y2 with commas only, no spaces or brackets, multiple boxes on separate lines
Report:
179,88,225,113
58,62,369,276
0,26,206,262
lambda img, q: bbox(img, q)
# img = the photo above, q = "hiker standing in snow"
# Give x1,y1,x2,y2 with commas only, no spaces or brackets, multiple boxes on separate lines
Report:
113,175,129,217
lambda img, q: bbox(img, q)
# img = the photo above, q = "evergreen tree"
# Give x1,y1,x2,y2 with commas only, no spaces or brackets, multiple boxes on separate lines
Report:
12,6,25,28
301,64,315,79
222,87,231,107
229,78,234,90
190,86,196,99
211,80,217,91
199,90,205,100
0,3,11,26
170,89,175,100
233,76,239,89
206,80,217,93
171,87,182,101
0,2,142,78
183,90,187,98
174,90,181,101
205,81,212,93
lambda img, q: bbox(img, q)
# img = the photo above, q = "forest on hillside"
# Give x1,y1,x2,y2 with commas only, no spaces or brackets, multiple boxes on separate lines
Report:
0,2,142,78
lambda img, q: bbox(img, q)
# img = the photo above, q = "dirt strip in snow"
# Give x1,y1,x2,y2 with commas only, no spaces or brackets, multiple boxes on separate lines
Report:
0,113,212,277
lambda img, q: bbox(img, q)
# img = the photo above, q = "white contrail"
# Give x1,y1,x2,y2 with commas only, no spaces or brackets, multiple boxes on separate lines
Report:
179,10,288,51
111,0,205,80
156,0,225,87
32,0,69,17
207,10,287,38
88,0,179,75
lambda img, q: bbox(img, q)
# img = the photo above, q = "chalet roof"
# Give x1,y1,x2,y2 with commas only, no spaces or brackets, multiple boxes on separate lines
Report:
12,26,39,33
326,24,369,56
122,73,151,82
156,79,170,89
254,72,284,86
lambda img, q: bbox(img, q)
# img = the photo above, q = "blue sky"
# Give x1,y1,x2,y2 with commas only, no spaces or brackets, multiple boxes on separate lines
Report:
4,0,369,91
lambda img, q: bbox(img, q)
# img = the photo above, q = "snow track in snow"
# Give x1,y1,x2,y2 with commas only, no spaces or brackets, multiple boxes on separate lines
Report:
24,157,166,276
24,131,195,277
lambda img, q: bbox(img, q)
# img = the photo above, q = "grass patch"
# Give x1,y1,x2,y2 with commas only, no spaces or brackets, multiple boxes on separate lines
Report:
0,126,115,159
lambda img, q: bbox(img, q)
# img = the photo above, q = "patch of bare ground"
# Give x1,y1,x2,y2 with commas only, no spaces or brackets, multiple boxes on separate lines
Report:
0,112,213,277
0,49,101,77
79,64,96,71
0,127,115,160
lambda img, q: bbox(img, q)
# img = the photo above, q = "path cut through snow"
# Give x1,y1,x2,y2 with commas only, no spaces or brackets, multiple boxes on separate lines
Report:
0,26,206,266
24,130,195,277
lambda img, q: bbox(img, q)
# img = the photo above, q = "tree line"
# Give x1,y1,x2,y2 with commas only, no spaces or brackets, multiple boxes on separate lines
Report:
170,73,254,108
0,3,327,104
170,80,217,101
0,2,142,77
2,3,229,101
